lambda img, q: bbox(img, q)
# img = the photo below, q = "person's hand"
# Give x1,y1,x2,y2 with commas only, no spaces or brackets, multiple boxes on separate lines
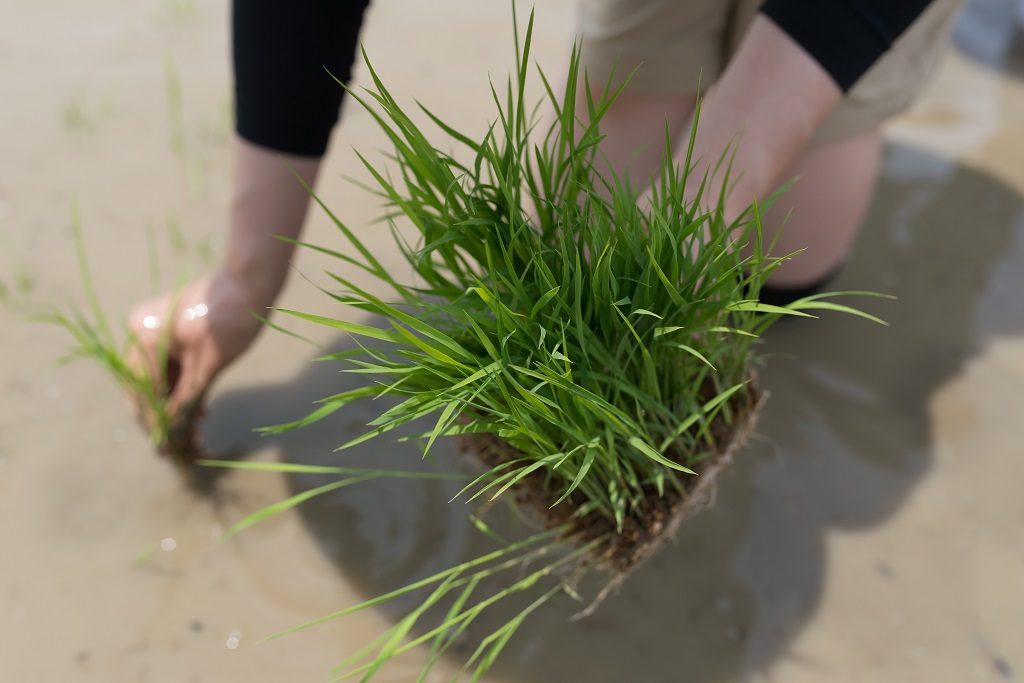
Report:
127,268,267,431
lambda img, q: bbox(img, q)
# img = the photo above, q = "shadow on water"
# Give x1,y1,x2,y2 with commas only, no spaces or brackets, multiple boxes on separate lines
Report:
954,0,1024,78
201,144,1024,682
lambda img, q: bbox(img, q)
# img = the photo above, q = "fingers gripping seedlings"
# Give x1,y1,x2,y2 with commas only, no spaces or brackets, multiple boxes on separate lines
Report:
42,204,205,470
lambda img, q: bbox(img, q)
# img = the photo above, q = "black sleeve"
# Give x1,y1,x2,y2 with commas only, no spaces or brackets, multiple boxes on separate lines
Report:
759,0,936,92
232,0,370,157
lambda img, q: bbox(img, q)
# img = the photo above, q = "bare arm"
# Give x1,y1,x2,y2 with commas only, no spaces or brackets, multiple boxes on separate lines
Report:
224,137,321,308
129,136,321,421
127,0,368,431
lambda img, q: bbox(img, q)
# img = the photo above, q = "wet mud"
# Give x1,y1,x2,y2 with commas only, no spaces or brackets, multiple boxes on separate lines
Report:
1,1,1022,681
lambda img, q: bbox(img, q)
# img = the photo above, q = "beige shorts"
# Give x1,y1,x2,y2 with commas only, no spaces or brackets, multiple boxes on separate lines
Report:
578,0,965,142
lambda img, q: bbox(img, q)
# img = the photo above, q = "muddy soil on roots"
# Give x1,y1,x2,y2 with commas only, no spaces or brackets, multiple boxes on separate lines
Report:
460,382,763,576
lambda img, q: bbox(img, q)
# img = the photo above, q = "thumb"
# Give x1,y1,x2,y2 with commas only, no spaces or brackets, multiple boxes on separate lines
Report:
160,346,211,461
167,345,211,420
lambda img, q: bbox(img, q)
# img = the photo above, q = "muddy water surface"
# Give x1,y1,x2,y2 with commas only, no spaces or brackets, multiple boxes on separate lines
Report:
1,1,1022,682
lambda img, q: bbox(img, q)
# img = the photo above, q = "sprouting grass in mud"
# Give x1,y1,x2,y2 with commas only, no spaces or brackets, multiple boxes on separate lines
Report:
161,0,198,26
163,57,208,195
59,95,114,134
60,99,95,133
12,264,35,295
207,8,887,680
0,266,30,304
40,206,202,467
164,57,186,158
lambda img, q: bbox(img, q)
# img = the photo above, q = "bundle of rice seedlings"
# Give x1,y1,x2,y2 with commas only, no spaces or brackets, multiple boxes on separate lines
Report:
42,207,204,468
213,8,885,679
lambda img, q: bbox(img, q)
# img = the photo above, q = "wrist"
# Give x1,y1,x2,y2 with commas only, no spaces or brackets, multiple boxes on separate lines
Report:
222,136,321,310
222,254,289,309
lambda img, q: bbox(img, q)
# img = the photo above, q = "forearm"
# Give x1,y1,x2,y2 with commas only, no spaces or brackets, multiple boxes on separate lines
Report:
223,136,321,307
228,0,370,306
683,16,842,219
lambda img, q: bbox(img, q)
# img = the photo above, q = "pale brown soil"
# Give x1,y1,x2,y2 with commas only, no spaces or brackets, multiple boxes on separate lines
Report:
3,1,1024,681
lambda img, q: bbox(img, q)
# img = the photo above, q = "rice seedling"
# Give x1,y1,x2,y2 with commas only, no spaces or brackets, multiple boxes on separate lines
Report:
0,261,20,306
164,57,186,158
207,7,887,679
161,59,210,195
40,205,203,468
194,235,216,267
13,263,35,295
166,210,188,254
161,0,198,26
60,99,95,133
60,95,114,134
197,97,234,147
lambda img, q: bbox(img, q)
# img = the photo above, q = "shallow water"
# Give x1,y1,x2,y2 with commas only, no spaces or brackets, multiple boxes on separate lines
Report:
1,1,1022,682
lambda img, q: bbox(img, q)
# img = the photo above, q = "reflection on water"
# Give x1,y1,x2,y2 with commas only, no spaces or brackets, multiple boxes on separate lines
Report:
203,144,1024,681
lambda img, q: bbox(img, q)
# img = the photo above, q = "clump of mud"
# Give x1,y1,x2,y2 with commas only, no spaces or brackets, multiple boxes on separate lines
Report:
157,398,205,469
459,382,763,578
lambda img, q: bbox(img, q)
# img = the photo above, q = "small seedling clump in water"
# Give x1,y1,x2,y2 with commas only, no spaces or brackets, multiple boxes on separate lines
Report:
43,205,205,470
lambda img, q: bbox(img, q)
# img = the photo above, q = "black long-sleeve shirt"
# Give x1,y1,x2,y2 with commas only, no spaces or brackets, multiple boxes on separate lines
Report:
232,0,935,157
232,0,369,157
